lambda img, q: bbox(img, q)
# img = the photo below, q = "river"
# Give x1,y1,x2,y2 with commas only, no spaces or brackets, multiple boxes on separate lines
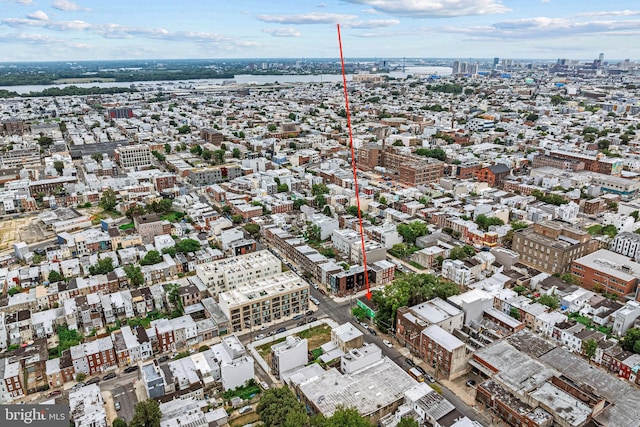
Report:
0,66,451,94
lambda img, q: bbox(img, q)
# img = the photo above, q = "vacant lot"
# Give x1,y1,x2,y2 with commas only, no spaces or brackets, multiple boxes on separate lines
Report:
256,324,332,368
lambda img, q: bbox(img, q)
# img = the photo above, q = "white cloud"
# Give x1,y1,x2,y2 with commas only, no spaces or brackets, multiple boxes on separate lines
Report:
262,27,301,37
27,10,49,20
256,12,357,25
0,32,58,43
577,10,640,17
341,0,510,18
3,17,93,30
343,19,399,29
52,0,89,11
434,16,640,40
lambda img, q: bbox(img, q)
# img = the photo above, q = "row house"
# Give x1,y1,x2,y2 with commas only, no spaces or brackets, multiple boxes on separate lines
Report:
70,337,117,375
111,326,152,367
396,298,464,356
0,358,25,403
45,351,75,389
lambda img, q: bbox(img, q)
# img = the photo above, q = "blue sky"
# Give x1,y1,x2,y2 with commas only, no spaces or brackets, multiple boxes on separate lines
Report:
1,0,639,62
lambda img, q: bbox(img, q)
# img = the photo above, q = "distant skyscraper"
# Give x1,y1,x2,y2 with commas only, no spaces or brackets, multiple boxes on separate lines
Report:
452,60,461,74
493,57,499,69
599,53,604,63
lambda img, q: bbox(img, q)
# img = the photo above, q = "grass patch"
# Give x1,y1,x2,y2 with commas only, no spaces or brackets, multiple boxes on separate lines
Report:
230,412,260,427
223,384,260,400
408,261,427,270
161,211,185,223
255,324,332,366
119,222,135,230
429,383,442,394
256,337,286,361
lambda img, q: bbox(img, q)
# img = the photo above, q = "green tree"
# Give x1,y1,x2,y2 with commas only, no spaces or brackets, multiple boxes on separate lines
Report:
231,214,243,224
165,283,182,314
315,194,327,208
582,338,597,362
346,205,359,216
125,205,145,220
100,189,117,211
389,243,409,258
397,419,420,427
509,307,521,320
76,373,86,382
130,399,162,427
322,406,372,427
257,387,309,427
449,245,476,260
140,250,162,266
277,183,289,193
379,196,387,205
538,294,559,310
91,152,104,162
244,223,261,238
475,214,505,231
214,149,226,164
510,220,529,231
397,221,428,245
124,265,144,288
323,205,332,216
53,160,64,175
175,238,201,253
177,125,191,134
293,199,307,210
307,224,322,242
113,419,128,427
48,270,63,283
89,258,115,275
312,183,330,196
232,147,241,158
164,143,172,154
352,306,368,321
190,145,203,156
268,124,277,132
621,328,640,353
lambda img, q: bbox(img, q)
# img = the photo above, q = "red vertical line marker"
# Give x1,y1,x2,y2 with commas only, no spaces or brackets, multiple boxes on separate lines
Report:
337,24,372,300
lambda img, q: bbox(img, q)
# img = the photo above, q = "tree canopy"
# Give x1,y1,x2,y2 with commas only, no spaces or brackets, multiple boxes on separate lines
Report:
475,214,504,231
130,399,161,427
257,387,309,427
140,250,163,266
397,221,429,245
89,258,115,275
621,328,640,354
99,189,117,211
373,273,459,332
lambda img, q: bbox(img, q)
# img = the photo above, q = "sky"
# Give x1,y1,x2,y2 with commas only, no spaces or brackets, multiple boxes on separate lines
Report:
1,0,640,62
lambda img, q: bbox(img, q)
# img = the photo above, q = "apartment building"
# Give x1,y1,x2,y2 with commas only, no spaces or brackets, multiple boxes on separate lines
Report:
189,165,242,186
114,144,152,169
195,250,281,296
571,249,640,299
419,324,469,380
512,220,599,274
218,270,309,332
610,232,640,260
0,358,25,403
399,160,444,186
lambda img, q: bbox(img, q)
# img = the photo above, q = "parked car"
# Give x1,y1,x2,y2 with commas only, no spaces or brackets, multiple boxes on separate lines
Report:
297,320,306,327
239,405,253,415
276,327,287,334
103,373,117,381
254,334,265,341
71,382,85,390
158,355,169,363
414,366,426,375
466,380,476,387
292,314,303,321
259,325,268,331
312,283,319,290
368,328,377,336
309,317,317,322
319,289,326,295
86,377,100,385
123,366,139,373
114,401,121,411
260,381,269,390
405,358,415,367
268,331,276,336
382,339,393,348
306,310,314,316
47,390,62,398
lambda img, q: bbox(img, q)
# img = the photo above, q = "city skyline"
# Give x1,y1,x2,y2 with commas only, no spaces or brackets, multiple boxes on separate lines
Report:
0,0,639,62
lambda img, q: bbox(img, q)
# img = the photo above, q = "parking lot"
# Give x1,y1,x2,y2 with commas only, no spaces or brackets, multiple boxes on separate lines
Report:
111,384,138,423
